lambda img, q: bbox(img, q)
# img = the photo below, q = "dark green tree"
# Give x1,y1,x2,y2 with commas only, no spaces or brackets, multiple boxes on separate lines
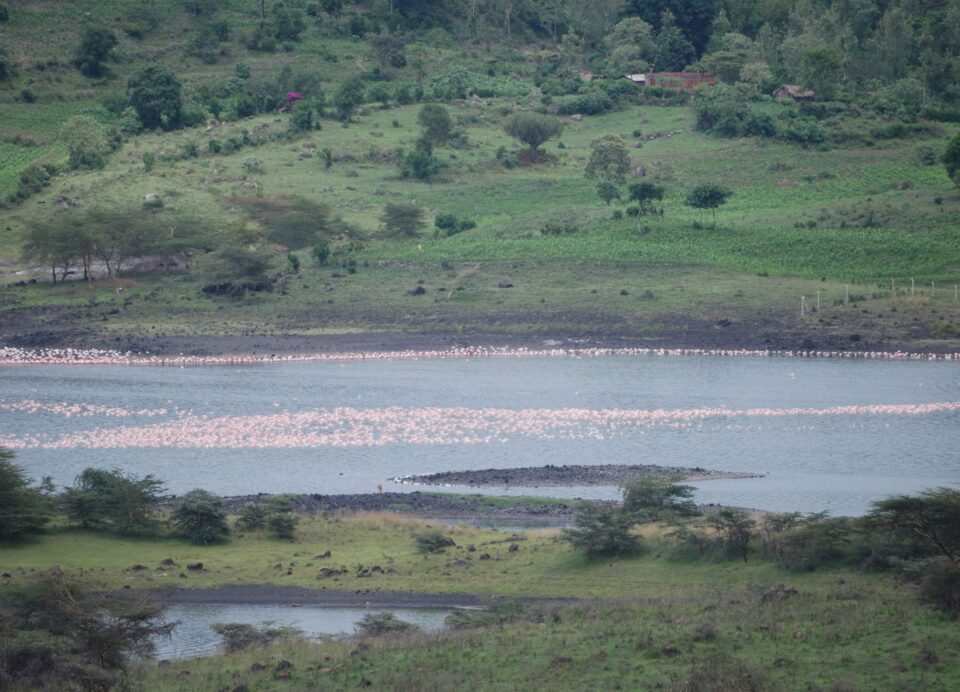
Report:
272,2,306,40
61,468,165,535
0,573,174,688
628,181,665,231
74,26,117,77
381,203,426,237
561,503,644,559
267,511,298,539
585,134,630,205
870,488,960,565
621,476,697,522
128,65,183,130
171,489,230,544
367,33,406,71
623,0,716,56
417,104,453,147
0,449,51,541
235,502,271,530
685,183,732,228
333,75,366,120
400,139,440,180
503,111,563,162
708,509,755,562
943,133,960,187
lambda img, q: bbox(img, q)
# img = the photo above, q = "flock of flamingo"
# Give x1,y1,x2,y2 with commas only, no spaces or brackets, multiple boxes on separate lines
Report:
1,345,958,368
2,401,957,451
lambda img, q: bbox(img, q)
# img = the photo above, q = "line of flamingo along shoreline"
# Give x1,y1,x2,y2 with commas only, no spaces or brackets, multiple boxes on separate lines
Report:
1,345,959,367
2,401,958,450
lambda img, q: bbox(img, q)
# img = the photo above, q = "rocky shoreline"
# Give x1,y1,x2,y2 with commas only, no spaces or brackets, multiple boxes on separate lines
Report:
391,464,763,488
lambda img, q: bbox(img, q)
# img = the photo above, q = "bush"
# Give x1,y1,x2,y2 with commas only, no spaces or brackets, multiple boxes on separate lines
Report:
400,139,440,180
921,561,960,615
0,574,174,689
434,214,476,238
0,449,51,541
235,502,270,531
621,477,698,522
382,203,426,237
413,530,456,553
561,503,643,559
556,90,613,116
211,622,303,652
355,612,419,636
171,489,229,545
74,26,117,77
61,468,165,535
267,512,297,539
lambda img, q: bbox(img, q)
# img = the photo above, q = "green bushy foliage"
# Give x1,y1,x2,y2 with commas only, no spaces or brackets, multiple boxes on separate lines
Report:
413,530,456,553
561,503,643,559
170,489,229,545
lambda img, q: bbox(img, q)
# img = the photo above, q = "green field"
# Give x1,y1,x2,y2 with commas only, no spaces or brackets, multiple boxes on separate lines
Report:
3,511,958,690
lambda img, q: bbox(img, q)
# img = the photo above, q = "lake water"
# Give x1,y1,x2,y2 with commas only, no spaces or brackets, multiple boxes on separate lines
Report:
1,354,958,515
153,604,450,660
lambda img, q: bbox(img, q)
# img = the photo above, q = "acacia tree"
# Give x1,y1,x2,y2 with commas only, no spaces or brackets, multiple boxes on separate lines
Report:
0,449,51,541
503,112,563,162
0,573,174,688
708,509,756,563
585,134,630,205
685,183,732,228
561,503,644,559
870,488,960,565
621,476,697,522
381,203,426,237
61,468,165,535
171,489,229,545
628,181,665,231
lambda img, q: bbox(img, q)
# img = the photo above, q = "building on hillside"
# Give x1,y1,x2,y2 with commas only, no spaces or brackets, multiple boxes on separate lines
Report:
625,72,716,90
773,85,815,102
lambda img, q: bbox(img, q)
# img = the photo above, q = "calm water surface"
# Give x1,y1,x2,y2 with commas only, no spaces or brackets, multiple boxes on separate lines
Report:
153,605,450,660
2,355,958,515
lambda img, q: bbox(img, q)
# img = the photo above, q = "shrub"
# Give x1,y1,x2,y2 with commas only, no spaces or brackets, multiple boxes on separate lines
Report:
382,203,426,237
235,502,270,531
413,530,456,553
621,477,698,522
556,90,612,116
434,214,476,237
61,468,165,535
311,241,330,266
355,612,419,636
211,622,303,652
267,512,297,539
0,574,174,689
921,561,960,615
561,503,643,559
0,448,51,541
170,489,229,545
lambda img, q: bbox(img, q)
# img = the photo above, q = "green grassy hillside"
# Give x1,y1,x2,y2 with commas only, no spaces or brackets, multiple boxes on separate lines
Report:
1,1,959,351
